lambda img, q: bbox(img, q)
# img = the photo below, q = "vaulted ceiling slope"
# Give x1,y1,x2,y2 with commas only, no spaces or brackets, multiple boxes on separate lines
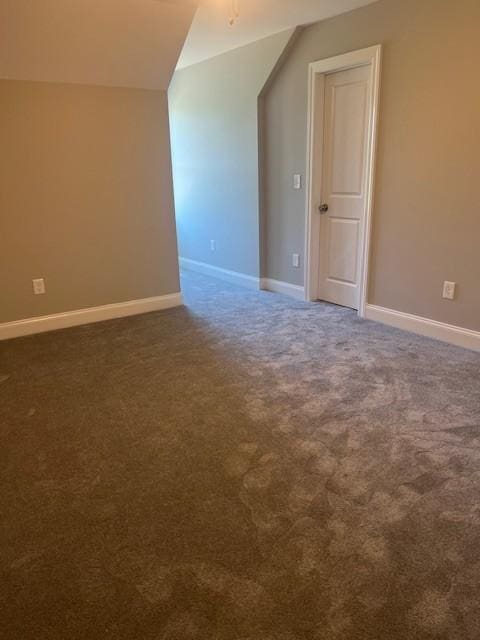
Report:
178,0,379,69
0,0,197,90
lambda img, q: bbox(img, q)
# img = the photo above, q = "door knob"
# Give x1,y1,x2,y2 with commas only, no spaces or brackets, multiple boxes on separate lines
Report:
318,203,329,213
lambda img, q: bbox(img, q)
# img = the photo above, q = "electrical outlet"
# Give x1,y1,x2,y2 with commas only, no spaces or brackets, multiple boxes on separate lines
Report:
210,240,216,252
442,281,456,300
32,278,46,295
293,174,302,190
292,253,300,268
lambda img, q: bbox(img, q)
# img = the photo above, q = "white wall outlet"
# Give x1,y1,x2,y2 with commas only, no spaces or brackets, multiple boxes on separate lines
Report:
210,240,216,252
32,278,46,295
292,253,300,268
442,281,456,300
293,174,302,190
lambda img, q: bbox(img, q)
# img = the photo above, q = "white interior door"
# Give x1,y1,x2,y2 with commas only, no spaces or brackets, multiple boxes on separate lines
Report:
317,64,371,310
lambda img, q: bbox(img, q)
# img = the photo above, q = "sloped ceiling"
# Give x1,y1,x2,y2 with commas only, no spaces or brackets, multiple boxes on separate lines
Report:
178,0,379,68
0,0,197,90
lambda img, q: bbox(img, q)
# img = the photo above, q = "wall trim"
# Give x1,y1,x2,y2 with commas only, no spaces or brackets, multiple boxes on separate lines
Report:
365,304,480,353
0,293,183,341
260,278,305,301
179,258,306,301
180,257,260,290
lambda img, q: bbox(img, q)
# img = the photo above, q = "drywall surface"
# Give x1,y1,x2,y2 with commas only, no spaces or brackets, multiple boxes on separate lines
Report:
0,80,180,323
169,30,294,277
0,0,195,90
263,0,480,331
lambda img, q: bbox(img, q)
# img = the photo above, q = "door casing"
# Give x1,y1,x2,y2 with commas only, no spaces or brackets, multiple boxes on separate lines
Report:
304,45,382,317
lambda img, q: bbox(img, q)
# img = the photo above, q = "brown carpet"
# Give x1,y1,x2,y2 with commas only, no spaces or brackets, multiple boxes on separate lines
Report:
1,270,480,639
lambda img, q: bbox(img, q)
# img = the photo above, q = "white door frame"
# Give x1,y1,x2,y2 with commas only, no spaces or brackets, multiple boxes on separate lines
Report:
304,45,382,317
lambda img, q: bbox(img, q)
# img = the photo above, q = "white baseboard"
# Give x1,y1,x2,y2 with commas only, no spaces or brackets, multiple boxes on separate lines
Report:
0,293,183,341
180,257,260,290
365,304,480,353
179,258,307,302
260,278,305,301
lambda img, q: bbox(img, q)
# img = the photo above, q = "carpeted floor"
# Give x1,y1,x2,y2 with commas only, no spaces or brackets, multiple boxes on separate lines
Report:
1,270,480,639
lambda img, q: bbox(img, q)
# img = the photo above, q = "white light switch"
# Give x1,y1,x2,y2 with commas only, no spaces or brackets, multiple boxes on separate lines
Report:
442,281,456,300
32,278,46,295
292,253,300,268
293,174,302,190
210,240,216,252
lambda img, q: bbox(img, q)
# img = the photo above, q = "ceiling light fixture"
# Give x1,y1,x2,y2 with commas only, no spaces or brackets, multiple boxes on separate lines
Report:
228,0,240,26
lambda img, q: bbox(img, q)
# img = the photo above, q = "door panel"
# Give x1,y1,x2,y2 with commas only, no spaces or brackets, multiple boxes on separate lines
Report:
331,81,368,196
328,218,359,284
318,65,371,309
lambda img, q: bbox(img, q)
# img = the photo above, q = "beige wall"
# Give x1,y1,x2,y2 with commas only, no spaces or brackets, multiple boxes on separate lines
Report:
0,80,180,324
263,0,480,331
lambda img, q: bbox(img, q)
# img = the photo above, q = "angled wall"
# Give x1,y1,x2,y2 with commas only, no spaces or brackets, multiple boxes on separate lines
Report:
262,0,480,331
169,30,295,278
0,1,196,328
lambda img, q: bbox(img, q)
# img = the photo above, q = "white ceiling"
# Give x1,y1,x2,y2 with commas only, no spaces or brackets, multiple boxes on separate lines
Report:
0,0,196,90
177,0,379,69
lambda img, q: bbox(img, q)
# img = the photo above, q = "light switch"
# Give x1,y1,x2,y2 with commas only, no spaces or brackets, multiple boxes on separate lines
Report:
293,174,302,190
